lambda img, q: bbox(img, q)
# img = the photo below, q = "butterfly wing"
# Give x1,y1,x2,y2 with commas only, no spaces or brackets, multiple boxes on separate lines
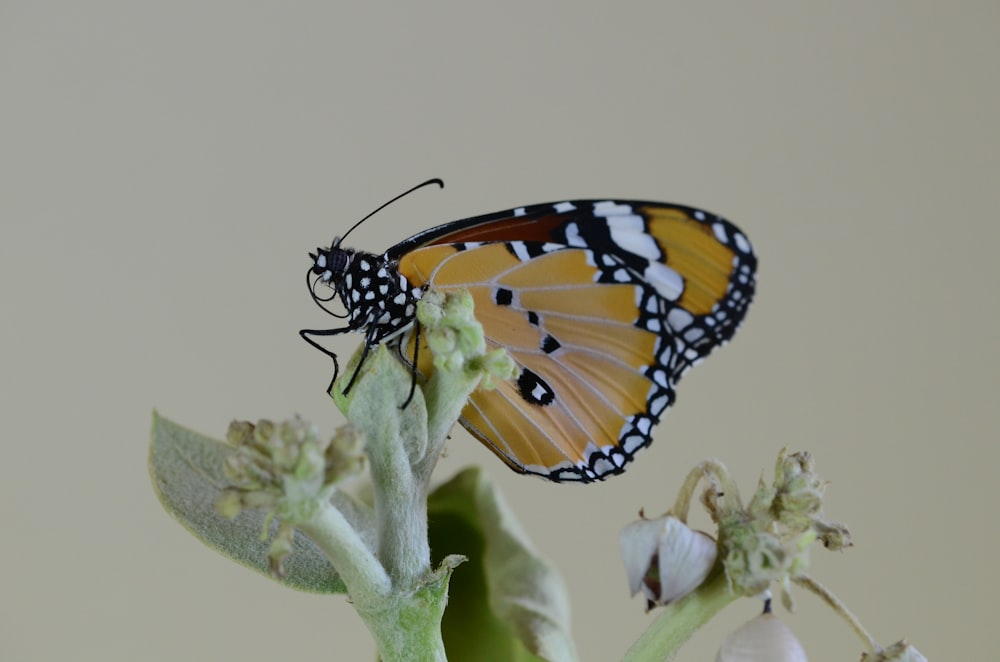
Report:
394,200,756,482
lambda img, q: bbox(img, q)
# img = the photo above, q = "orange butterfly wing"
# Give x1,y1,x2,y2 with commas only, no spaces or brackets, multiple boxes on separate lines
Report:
394,200,755,482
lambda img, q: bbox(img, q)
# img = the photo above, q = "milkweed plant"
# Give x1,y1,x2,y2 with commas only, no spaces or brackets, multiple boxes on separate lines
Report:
149,290,925,661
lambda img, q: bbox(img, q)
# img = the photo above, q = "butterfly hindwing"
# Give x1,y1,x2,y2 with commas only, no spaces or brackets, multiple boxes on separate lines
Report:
400,240,675,481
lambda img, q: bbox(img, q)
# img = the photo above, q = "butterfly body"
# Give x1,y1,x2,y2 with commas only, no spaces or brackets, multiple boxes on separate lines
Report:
310,245,423,344
304,199,756,483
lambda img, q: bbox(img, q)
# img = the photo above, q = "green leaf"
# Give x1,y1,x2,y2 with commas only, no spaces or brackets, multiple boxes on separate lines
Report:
428,467,579,662
148,411,346,593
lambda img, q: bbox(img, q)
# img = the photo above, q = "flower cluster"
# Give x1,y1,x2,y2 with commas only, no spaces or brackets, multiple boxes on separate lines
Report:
215,416,366,576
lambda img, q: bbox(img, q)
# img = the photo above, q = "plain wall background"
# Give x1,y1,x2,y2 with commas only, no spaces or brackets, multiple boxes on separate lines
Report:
3,2,997,659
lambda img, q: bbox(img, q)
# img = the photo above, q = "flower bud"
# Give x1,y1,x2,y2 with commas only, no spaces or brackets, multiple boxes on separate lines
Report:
716,610,807,662
620,514,717,608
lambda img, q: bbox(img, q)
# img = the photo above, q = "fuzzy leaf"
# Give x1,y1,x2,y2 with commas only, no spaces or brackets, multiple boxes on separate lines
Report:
429,467,578,662
148,411,346,593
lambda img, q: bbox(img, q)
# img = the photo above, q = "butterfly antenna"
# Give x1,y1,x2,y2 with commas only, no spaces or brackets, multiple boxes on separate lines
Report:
336,178,444,247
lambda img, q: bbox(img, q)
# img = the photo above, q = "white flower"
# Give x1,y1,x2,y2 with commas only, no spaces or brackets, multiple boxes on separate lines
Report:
620,514,717,608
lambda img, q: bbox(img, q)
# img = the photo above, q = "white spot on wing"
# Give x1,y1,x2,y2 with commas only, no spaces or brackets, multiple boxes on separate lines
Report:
553,201,576,213
651,369,669,388
649,394,669,415
713,222,728,243
593,457,614,475
513,207,526,217
593,201,632,216
511,242,533,262
734,231,751,254
608,216,661,261
607,214,644,232
646,262,684,301
684,327,705,343
668,307,694,330
622,434,646,454
563,222,584,247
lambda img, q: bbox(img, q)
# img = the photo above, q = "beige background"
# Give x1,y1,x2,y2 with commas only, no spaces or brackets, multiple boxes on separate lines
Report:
2,2,997,660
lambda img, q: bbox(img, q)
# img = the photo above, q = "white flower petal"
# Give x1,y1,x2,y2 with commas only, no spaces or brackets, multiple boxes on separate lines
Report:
656,517,717,603
619,518,664,595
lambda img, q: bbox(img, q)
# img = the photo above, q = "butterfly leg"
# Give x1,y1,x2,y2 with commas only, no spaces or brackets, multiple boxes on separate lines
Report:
300,326,355,394
401,323,421,408
339,322,383,396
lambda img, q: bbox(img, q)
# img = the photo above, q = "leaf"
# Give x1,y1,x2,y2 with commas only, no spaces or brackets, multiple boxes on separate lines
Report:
148,411,346,593
428,467,579,662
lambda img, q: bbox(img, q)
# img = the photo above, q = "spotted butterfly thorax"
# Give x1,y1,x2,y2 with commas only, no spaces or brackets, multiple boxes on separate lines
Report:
302,196,756,483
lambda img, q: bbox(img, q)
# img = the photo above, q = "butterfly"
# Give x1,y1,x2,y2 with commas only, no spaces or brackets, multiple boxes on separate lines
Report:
302,181,756,482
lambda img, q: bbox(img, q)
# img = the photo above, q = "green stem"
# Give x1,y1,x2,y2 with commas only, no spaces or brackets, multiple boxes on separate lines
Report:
417,369,480,484
297,503,391,603
347,348,432,585
355,584,450,662
335,348,455,660
623,568,738,662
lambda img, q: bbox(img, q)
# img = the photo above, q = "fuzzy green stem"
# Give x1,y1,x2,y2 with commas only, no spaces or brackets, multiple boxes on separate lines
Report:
295,502,391,603
794,574,879,653
322,291,502,660
336,347,466,660
622,568,737,662
346,348,432,586
416,369,480,484
355,584,450,662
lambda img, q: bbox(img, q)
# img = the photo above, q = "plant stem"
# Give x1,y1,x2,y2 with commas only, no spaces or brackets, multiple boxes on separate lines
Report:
623,568,738,662
355,587,450,662
793,574,879,653
296,503,391,602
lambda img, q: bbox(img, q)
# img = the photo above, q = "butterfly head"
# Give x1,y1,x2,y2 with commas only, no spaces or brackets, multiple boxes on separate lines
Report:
309,241,353,285
306,240,357,317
